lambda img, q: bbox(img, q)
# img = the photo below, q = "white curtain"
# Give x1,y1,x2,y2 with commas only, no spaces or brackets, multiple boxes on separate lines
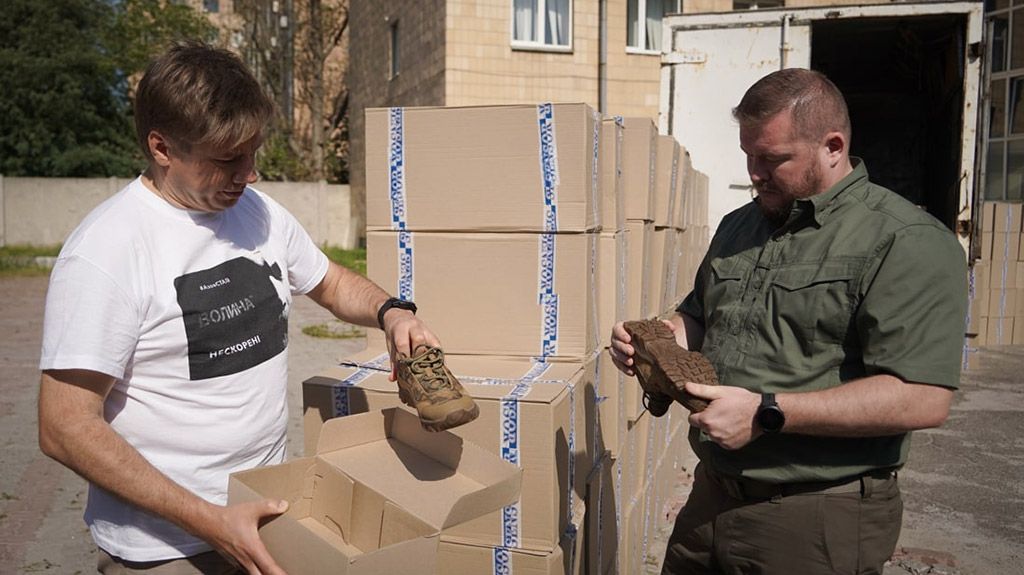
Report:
627,0,640,47
645,0,663,51
545,0,570,46
514,0,538,43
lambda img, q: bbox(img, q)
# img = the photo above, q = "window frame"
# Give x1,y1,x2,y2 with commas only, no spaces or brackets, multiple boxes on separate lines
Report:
984,3,1024,201
626,0,681,55
510,0,574,53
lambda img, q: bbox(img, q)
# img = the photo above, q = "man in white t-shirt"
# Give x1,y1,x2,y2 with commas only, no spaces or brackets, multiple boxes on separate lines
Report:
37,41,438,575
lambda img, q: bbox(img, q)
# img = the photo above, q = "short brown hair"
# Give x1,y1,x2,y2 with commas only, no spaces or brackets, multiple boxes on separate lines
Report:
134,41,274,160
732,68,850,142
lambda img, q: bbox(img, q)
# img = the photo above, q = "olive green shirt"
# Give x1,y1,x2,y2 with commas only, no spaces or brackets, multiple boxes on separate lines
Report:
678,159,967,483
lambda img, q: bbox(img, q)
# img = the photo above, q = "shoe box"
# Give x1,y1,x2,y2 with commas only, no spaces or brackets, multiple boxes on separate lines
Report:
366,230,599,359
602,117,625,234
621,117,658,223
653,135,681,230
227,408,520,575
302,349,597,553
365,104,601,233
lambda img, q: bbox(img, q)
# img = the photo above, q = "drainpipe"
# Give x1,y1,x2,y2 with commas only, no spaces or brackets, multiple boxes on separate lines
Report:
780,13,792,69
599,0,607,114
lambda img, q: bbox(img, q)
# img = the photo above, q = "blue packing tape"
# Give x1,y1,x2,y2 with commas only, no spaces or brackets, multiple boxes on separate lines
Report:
397,230,414,302
492,547,512,575
388,107,407,231
538,233,559,358
537,103,559,233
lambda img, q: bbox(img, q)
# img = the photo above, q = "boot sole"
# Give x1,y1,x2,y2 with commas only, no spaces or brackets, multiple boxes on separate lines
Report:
624,319,717,413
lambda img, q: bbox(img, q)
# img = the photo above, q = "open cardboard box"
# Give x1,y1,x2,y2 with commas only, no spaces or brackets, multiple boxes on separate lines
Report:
303,349,598,553
228,408,521,574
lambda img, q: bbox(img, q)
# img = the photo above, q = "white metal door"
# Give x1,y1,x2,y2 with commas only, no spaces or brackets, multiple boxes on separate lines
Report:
659,11,810,230
661,1,983,255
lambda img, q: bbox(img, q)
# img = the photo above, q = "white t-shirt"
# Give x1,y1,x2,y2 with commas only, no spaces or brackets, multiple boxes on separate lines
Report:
39,178,329,561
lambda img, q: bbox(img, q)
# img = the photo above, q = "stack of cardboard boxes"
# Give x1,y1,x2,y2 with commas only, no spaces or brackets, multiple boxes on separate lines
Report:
964,201,1024,368
296,103,710,574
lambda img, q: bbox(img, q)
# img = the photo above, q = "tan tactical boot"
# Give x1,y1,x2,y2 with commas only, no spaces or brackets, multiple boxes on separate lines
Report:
623,319,718,414
395,345,480,432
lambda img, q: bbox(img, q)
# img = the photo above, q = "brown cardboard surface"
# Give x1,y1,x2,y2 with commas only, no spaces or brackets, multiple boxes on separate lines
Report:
674,147,691,231
991,259,1019,290
228,409,521,574
986,316,1014,345
653,136,680,228
981,232,993,261
962,337,983,371
982,201,996,233
601,118,625,233
621,118,657,222
303,352,598,553
988,288,1017,318
367,231,598,358
625,221,653,322
436,502,585,575
585,452,618,575
991,232,1021,261
366,104,600,232
994,202,1022,233
597,232,628,350
595,348,633,458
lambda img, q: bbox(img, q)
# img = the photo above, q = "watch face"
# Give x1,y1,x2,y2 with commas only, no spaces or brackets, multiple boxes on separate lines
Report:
759,406,785,432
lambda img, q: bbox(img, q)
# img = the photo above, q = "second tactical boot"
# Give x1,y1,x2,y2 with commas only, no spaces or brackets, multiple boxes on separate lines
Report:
623,319,718,414
396,344,480,432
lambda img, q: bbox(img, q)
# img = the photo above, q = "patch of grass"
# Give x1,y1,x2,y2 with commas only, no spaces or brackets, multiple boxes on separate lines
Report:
0,492,19,501
302,320,365,339
0,244,61,277
322,245,366,276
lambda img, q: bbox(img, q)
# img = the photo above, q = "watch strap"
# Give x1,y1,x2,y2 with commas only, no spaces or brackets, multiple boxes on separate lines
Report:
377,297,416,330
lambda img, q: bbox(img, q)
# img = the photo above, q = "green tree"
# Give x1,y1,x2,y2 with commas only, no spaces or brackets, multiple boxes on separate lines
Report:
0,0,217,177
0,0,139,176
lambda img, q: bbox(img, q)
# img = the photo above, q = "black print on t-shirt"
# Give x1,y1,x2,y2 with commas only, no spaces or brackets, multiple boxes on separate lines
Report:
174,257,288,380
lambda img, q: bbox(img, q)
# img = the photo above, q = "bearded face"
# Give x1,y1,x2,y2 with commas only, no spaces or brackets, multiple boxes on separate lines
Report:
739,110,829,227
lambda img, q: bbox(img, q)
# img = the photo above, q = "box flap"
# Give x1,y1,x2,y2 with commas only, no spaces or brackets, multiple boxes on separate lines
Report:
314,409,521,531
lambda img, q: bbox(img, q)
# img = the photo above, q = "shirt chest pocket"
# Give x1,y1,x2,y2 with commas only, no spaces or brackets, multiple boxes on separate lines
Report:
770,264,860,344
705,258,748,328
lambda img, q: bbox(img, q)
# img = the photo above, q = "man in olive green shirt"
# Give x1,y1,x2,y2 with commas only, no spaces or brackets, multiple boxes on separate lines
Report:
610,69,967,574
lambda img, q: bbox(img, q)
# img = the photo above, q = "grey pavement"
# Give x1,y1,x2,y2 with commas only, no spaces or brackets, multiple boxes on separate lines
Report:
1,275,1021,574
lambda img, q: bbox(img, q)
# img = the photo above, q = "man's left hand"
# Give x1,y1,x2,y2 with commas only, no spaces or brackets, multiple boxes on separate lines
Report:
685,382,761,450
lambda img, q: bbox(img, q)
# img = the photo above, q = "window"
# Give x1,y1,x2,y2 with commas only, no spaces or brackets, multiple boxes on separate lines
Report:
389,19,399,79
733,0,784,10
512,0,572,50
203,0,219,13
627,0,680,53
984,2,1024,200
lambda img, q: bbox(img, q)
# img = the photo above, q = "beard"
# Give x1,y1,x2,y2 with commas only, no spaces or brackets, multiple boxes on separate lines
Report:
754,161,822,228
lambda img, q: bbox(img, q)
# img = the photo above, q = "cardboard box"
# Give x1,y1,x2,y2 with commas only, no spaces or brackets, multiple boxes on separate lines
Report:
585,452,618,575
366,104,600,233
601,118,625,233
986,316,1014,345
994,202,1022,233
621,118,657,222
967,262,990,335
991,259,1019,290
646,227,677,318
990,232,1021,261
962,337,983,371
653,135,681,228
595,348,634,458
674,147,691,231
988,288,1016,318
436,502,585,575
227,408,521,575
303,351,598,552
982,201,996,233
625,221,653,322
597,231,628,350
367,231,598,359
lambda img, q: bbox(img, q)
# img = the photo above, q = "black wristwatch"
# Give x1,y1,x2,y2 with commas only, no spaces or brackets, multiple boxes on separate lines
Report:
377,297,417,329
756,392,786,434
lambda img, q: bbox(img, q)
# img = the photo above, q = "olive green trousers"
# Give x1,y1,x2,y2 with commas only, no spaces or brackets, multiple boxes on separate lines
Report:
661,462,902,575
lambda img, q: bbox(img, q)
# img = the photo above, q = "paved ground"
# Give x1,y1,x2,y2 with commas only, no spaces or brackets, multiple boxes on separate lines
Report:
0,275,1021,574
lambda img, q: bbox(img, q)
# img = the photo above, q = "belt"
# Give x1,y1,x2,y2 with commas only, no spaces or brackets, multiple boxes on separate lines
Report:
713,468,897,501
